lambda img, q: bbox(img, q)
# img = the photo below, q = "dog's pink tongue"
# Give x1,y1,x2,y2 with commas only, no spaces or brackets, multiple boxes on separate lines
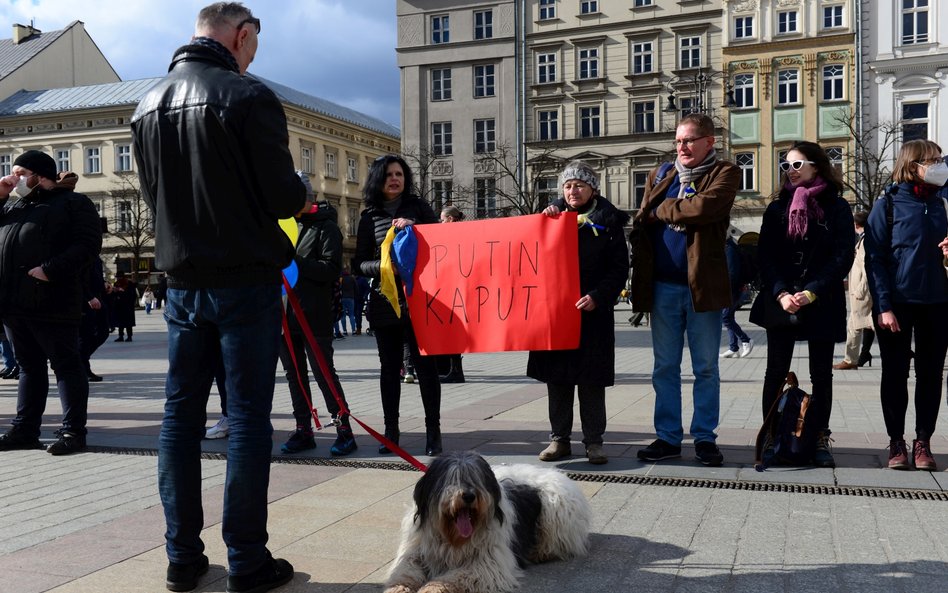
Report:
456,509,473,538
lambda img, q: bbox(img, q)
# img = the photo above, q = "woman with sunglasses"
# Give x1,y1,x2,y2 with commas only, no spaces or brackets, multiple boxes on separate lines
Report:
750,141,855,468
352,155,443,456
864,140,948,471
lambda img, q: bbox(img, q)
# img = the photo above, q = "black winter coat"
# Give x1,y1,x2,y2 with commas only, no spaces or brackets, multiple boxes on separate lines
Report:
131,43,306,289
0,186,102,324
749,184,855,342
352,195,438,329
287,202,342,339
527,195,631,386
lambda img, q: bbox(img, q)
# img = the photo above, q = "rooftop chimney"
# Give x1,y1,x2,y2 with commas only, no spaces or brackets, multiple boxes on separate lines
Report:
13,22,40,44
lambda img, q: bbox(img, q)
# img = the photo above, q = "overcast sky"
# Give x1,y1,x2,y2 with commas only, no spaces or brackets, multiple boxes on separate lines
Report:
0,0,401,129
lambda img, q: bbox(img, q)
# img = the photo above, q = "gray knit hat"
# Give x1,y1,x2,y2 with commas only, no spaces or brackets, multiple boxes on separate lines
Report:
559,160,599,191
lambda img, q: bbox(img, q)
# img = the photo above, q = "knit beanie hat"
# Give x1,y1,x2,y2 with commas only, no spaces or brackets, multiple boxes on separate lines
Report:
559,160,599,191
14,150,58,180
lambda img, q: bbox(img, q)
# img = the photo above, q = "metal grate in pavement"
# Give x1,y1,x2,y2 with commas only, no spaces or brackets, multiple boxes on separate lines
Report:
89,446,948,502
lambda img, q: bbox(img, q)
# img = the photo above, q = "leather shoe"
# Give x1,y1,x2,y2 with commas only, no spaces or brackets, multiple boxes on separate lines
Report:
379,427,399,454
88,372,103,382
833,360,858,370
425,428,443,456
226,552,293,593
166,554,209,592
538,440,571,461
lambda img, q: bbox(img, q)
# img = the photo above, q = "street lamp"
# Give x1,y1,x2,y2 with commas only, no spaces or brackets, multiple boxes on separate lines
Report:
663,69,737,117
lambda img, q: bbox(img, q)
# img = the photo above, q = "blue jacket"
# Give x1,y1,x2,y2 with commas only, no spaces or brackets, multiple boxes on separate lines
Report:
864,183,948,314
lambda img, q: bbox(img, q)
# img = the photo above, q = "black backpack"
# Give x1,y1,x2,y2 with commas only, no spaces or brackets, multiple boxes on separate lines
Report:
754,372,820,469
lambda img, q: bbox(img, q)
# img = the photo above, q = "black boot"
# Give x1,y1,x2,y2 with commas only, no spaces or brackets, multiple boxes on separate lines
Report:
379,426,399,454
425,426,443,456
439,355,465,383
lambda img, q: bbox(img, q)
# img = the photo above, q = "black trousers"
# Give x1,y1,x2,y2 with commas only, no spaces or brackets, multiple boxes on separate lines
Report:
875,302,948,441
761,329,834,433
547,383,606,446
6,317,88,437
279,331,349,429
373,318,440,430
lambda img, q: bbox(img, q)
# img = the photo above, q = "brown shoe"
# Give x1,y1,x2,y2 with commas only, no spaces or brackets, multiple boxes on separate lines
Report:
585,444,607,465
913,439,937,471
833,360,858,370
888,439,911,470
538,440,571,462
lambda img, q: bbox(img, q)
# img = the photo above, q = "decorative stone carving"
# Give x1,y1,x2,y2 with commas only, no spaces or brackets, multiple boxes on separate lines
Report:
432,160,453,176
726,0,758,12
474,159,497,174
776,0,800,7
398,15,424,47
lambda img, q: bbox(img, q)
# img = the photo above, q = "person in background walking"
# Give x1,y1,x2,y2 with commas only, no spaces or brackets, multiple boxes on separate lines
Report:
719,226,753,359
834,211,874,370
111,272,137,342
141,286,156,314
338,269,357,337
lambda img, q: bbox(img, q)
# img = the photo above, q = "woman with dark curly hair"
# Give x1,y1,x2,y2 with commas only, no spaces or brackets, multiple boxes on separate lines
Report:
352,155,443,456
750,140,854,468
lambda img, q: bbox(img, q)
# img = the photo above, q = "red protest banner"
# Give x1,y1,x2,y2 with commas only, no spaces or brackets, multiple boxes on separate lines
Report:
406,213,581,355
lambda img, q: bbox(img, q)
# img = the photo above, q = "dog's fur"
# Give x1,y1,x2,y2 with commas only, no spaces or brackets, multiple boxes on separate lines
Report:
383,451,592,593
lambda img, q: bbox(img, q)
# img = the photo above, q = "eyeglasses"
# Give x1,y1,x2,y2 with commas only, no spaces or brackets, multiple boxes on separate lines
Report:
914,157,944,166
779,159,815,172
674,136,710,148
236,16,261,34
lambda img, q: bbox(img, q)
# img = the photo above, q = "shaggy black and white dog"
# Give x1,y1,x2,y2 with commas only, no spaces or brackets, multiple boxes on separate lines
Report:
383,451,592,593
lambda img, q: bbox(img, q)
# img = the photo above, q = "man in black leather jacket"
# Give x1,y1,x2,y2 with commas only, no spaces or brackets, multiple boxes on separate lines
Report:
0,151,101,456
130,4,306,593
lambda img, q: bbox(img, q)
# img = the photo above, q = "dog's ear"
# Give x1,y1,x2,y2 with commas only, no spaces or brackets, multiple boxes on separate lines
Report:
480,460,505,525
413,468,434,524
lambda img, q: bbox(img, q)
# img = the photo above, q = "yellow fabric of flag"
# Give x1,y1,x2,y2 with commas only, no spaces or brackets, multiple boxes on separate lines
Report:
379,225,401,318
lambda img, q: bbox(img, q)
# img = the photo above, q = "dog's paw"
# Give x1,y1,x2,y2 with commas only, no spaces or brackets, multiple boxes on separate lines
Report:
417,582,453,593
383,586,416,593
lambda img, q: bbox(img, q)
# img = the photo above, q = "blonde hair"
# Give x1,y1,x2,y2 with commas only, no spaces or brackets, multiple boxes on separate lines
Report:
893,139,943,184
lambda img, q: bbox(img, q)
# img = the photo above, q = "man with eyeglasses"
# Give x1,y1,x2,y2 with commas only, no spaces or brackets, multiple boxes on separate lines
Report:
630,113,740,468
131,3,308,592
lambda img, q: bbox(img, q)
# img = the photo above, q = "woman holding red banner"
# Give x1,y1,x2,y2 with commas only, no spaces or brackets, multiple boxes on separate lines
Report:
353,155,443,457
529,160,630,465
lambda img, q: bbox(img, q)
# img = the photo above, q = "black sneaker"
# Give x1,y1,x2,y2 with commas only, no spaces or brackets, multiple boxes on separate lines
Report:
637,438,682,462
694,441,724,467
280,428,315,454
47,430,87,456
226,552,293,593
166,554,209,592
0,426,43,451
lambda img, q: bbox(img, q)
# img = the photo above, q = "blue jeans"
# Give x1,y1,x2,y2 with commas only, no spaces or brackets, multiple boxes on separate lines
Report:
0,333,15,368
340,298,356,333
722,284,749,351
650,281,723,446
158,285,282,576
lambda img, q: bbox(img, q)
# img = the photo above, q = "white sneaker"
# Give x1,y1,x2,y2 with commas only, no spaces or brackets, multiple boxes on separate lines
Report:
719,348,738,358
205,416,229,439
739,340,754,358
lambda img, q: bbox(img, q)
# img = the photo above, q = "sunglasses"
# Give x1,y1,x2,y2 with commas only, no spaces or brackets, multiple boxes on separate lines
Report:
236,16,261,34
779,159,815,172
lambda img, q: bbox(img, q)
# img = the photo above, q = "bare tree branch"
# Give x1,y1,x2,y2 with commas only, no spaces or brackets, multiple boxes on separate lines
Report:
832,111,899,210
107,174,155,284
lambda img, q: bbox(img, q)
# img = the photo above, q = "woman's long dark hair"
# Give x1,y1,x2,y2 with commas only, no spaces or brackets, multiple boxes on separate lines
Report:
363,154,415,209
773,140,844,200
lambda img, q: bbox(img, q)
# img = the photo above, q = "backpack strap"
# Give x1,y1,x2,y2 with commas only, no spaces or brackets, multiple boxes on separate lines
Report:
653,162,676,186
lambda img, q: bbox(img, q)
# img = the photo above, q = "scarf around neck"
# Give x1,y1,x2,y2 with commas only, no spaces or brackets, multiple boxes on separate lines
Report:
785,176,828,240
675,149,718,198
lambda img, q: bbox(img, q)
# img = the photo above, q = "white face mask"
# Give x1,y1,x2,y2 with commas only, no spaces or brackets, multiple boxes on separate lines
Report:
14,175,32,198
922,161,948,187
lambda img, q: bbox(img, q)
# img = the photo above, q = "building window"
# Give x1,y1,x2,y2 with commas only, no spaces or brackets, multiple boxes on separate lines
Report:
432,180,453,211
578,48,599,79
826,146,844,176
539,0,556,20
474,10,492,39
117,200,132,232
679,36,701,69
535,177,558,207
115,144,132,172
475,178,497,218
734,16,754,39
0,154,10,177
736,152,755,191
678,96,697,120
634,0,653,6
347,206,358,237
777,10,798,34
538,109,559,140
474,64,495,98
85,146,101,174
537,52,557,83
56,149,70,173
432,68,452,101
733,73,755,108
474,118,496,153
902,102,929,141
822,65,844,101
633,171,649,209
432,122,453,156
581,1,598,14
823,5,843,29
325,151,337,178
432,15,449,44
777,69,799,105
347,157,358,182
902,0,929,45
632,100,655,133
776,149,789,179
301,145,313,173
632,41,653,75
579,105,601,138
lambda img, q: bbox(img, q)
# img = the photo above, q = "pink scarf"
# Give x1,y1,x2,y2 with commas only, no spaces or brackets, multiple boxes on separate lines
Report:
786,176,827,240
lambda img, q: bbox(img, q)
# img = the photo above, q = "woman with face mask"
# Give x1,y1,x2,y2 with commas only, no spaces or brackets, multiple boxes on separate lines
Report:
864,140,948,471
750,141,855,469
